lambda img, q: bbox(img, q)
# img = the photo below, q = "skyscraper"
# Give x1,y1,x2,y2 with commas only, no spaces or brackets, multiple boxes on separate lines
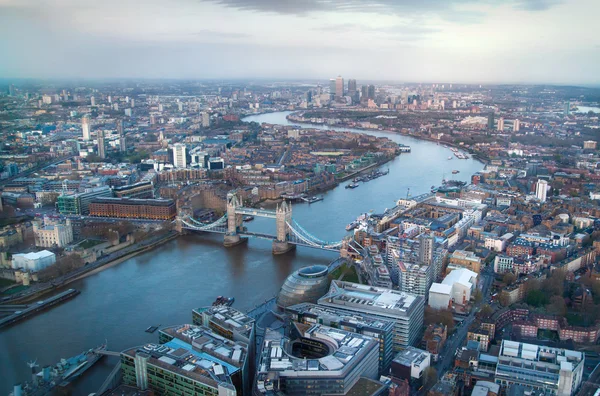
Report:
564,100,570,116
90,96,95,106
348,79,357,93
172,143,187,168
329,79,336,98
513,119,520,132
419,234,434,266
117,119,126,153
361,85,368,101
536,179,548,203
81,116,91,141
497,117,504,131
487,112,495,130
335,76,344,98
97,130,106,159
367,85,375,99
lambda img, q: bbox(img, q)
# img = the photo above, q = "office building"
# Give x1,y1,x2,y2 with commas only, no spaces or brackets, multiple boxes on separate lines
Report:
335,76,344,98
361,85,368,100
329,79,336,98
90,96,96,106
564,100,570,116
276,265,330,308
285,302,395,374
82,116,91,140
97,130,106,159
390,347,431,384
172,143,187,168
513,119,520,132
121,323,249,396
318,281,424,349
202,112,210,128
33,219,73,248
12,250,56,272
488,113,495,130
192,305,255,348
368,84,375,99
57,186,112,215
536,179,549,203
347,79,357,93
495,340,584,396
497,117,504,131
254,324,379,395
208,157,225,170
88,198,177,221
113,182,154,199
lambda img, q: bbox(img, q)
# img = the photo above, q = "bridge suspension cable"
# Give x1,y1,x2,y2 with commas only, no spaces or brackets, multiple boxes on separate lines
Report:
286,219,343,249
180,214,228,231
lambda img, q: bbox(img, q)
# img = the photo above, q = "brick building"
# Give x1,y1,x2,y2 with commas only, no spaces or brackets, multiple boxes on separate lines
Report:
89,198,176,220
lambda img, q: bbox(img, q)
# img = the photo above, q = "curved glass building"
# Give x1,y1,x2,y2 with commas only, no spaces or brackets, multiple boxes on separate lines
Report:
276,265,330,309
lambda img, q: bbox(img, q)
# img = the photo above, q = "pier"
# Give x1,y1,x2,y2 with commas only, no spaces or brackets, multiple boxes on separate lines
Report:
0,289,80,329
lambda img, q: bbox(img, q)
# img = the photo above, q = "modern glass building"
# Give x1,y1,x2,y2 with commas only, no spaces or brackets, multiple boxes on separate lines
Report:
276,265,330,309
285,302,395,375
318,281,424,350
56,186,111,215
254,324,379,395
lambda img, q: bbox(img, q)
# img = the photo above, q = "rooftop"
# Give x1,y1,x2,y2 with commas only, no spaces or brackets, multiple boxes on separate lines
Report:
193,305,255,338
318,281,422,318
393,346,430,367
286,302,395,331
13,250,55,260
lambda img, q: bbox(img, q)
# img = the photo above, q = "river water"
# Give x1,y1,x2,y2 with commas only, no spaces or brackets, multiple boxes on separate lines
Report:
0,111,483,394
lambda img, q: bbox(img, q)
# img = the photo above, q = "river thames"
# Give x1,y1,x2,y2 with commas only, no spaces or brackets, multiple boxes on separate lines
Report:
0,111,484,394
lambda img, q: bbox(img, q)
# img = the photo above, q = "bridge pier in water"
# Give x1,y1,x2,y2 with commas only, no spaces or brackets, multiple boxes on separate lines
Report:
272,200,295,254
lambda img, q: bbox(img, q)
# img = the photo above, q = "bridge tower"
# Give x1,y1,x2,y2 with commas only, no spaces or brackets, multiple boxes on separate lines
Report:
273,200,295,254
224,193,246,247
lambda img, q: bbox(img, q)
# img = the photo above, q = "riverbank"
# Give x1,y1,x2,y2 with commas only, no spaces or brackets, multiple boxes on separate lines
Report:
4,232,179,304
285,113,490,165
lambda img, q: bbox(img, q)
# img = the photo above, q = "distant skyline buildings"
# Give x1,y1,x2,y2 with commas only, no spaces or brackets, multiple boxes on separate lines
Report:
335,76,344,98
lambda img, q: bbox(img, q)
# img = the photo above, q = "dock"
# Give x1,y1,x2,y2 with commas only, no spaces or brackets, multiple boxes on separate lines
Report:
0,288,80,329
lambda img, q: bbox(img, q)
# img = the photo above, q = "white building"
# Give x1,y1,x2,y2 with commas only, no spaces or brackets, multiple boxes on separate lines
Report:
172,143,187,168
12,250,56,271
441,268,477,306
495,340,584,396
428,283,452,310
494,255,514,274
82,116,91,141
484,233,513,252
33,219,73,248
536,179,549,203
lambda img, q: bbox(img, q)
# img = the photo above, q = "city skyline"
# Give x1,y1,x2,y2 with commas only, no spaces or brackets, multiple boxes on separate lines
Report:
1,0,599,84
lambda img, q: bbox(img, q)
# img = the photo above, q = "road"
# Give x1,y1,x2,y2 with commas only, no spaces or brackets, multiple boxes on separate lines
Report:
435,265,495,378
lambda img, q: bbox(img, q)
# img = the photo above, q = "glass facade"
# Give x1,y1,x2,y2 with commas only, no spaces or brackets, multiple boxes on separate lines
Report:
276,265,330,308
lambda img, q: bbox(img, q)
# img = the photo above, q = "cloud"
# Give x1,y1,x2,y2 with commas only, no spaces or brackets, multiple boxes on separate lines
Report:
315,23,440,41
192,29,249,39
513,0,564,11
205,0,562,16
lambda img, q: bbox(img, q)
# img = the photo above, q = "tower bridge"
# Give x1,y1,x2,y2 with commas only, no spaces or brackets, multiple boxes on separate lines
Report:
177,193,346,254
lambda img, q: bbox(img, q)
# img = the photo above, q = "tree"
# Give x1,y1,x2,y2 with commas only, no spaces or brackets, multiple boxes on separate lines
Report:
498,291,511,307
424,307,455,333
473,289,483,304
526,289,549,307
423,367,438,388
546,295,567,316
503,273,517,286
478,304,494,318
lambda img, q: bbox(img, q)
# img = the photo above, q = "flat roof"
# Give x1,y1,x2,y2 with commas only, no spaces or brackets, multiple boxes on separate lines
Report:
13,250,55,260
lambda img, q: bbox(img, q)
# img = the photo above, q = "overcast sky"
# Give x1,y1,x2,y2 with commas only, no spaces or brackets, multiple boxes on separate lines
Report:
1,0,598,84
